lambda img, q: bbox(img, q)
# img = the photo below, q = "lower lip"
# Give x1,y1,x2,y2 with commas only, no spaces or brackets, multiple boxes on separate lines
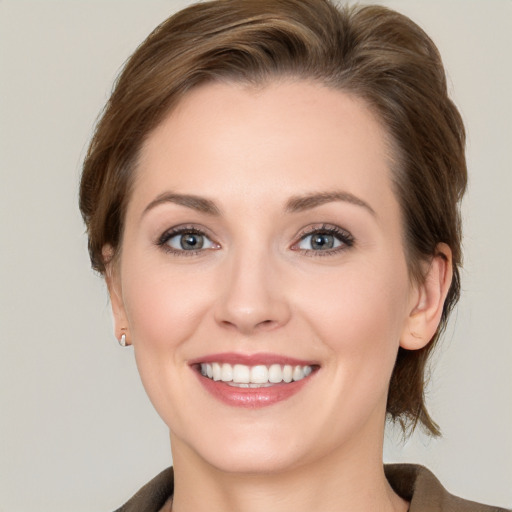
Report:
196,372,313,408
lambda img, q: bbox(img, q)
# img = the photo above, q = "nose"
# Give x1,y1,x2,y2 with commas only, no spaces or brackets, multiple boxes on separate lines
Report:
214,248,291,335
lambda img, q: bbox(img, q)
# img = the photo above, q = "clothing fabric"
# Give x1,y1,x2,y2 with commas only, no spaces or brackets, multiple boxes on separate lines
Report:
114,464,509,512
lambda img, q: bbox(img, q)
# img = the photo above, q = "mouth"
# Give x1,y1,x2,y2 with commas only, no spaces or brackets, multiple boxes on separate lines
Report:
191,354,319,408
199,362,313,387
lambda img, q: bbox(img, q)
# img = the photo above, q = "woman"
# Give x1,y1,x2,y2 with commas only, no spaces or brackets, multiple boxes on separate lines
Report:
79,0,508,510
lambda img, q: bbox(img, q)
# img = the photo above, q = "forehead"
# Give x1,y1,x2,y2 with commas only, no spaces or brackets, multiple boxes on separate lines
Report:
132,79,396,217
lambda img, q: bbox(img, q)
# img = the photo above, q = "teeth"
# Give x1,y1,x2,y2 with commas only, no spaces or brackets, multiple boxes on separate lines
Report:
233,364,250,383
268,364,282,383
200,362,313,385
221,363,233,382
212,362,221,381
250,365,269,384
293,365,304,381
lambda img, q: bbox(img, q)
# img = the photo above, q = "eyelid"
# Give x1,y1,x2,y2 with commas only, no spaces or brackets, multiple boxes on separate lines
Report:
156,224,220,256
291,223,354,255
154,222,353,257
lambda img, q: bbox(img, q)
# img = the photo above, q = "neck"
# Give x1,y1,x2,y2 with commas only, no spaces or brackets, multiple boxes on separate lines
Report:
169,418,408,512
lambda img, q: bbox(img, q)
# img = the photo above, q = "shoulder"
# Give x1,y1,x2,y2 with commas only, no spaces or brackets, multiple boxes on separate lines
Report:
114,467,174,512
113,464,509,512
385,464,510,512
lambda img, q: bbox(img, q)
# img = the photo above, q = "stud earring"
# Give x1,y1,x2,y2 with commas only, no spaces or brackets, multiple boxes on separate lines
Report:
119,333,127,347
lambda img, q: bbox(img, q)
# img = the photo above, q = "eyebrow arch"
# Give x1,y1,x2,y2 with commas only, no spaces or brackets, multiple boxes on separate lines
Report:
285,191,376,216
142,192,221,217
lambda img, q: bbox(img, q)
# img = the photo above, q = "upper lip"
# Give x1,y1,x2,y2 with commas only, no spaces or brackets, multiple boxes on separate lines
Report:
188,352,319,367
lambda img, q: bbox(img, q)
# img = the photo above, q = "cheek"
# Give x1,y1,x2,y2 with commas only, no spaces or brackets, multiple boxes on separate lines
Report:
121,258,217,354
297,255,410,369
119,258,220,424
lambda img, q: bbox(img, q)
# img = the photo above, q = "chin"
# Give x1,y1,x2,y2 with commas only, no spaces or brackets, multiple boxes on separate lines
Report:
172,419,312,476
202,443,305,476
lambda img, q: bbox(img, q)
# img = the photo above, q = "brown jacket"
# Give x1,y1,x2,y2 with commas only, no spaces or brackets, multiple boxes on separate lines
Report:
115,464,510,512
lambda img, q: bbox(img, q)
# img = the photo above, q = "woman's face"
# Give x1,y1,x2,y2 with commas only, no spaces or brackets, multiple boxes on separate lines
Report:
109,80,423,473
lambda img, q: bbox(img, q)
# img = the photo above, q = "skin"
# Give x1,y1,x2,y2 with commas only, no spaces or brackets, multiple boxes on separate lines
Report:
106,80,452,512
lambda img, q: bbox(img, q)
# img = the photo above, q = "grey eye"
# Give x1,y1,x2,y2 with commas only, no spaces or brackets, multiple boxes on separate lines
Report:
298,233,342,251
167,232,215,251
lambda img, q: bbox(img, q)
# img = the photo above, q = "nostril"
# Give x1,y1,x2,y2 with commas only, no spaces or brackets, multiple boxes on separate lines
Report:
220,320,237,329
219,318,278,333
255,319,278,330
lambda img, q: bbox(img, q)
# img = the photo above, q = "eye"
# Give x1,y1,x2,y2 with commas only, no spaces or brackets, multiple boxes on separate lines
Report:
157,227,218,255
167,232,214,251
292,224,354,254
298,232,341,251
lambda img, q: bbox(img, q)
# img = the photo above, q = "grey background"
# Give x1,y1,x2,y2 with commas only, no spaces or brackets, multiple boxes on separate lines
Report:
0,1,511,510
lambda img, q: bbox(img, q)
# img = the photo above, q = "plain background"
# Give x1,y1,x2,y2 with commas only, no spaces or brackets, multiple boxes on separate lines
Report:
0,1,511,510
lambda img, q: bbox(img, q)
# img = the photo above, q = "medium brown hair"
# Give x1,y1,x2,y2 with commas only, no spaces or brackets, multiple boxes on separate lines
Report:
79,0,467,435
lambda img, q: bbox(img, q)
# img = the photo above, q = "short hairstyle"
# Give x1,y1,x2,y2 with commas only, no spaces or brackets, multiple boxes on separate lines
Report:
79,0,467,436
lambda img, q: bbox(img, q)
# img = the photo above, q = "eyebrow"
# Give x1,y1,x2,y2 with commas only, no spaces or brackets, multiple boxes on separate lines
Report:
142,190,375,218
285,191,376,216
142,192,221,217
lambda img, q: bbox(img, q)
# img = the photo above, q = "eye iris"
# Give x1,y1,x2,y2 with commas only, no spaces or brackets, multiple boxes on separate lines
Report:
180,233,203,250
311,233,334,250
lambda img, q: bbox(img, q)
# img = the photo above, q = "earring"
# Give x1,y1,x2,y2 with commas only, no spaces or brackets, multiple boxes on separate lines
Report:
119,333,127,347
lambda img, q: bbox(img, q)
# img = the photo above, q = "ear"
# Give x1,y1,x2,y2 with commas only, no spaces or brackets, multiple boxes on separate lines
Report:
103,245,130,344
400,243,453,350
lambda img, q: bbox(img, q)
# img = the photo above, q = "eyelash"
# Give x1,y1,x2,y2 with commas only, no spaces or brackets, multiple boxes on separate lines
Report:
156,225,217,257
292,224,354,257
156,223,355,257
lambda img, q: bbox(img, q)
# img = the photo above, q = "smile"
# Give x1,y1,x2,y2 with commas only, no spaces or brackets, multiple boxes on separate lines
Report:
200,362,313,387
192,355,319,408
